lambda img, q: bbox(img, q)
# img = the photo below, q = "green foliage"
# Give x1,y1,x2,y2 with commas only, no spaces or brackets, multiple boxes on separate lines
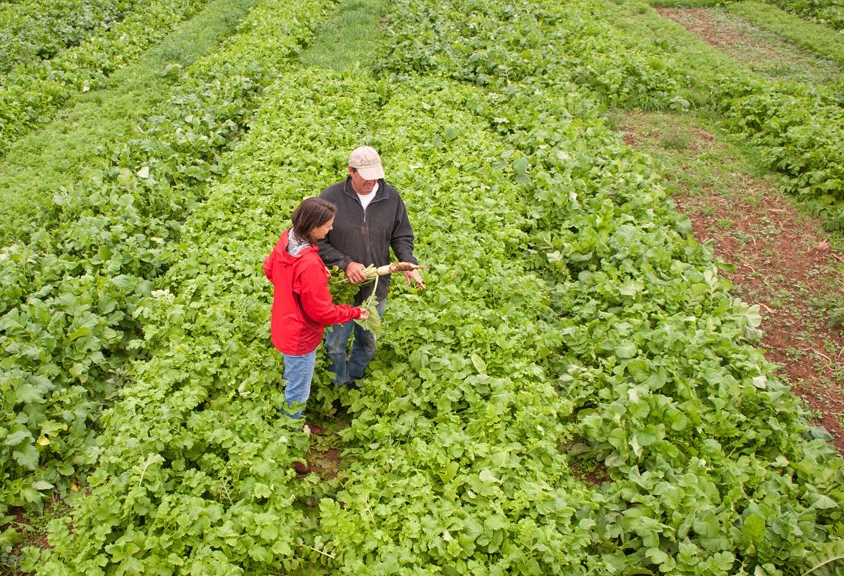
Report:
0,0,147,72
753,0,844,31
0,0,261,248
42,51,844,576
804,539,844,575
327,266,371,304
377,0,691,111
0,0,334,520
728,1,844,66
4,0,844,573
0,0,213,157
714,76,844,218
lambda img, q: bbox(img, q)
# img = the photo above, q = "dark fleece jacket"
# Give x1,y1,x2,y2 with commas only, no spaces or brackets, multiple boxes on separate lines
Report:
317,177,417,302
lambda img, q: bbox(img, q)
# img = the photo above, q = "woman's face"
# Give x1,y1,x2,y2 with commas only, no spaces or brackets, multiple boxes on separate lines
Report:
311,217,334,241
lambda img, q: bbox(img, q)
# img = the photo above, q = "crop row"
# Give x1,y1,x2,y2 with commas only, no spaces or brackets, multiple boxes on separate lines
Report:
754,0,844,30
0,0,147,73
380,0,844,232
37,5,844,575
0,0,336,526
0,0,212,157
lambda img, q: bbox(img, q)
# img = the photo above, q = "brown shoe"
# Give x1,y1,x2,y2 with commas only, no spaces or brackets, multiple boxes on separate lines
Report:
303,422,323,436
293,461,311,475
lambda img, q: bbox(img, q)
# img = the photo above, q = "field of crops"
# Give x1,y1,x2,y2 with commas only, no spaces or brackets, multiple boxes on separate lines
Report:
2,0,844,574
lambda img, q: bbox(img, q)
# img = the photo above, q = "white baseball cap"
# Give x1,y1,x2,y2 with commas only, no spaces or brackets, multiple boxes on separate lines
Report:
349,146,385,180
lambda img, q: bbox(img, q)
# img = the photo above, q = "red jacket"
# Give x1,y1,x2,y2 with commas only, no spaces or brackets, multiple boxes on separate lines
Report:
263,229,361,355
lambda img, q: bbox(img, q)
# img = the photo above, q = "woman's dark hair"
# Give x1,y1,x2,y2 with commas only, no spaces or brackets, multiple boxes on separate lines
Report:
291,197,336,243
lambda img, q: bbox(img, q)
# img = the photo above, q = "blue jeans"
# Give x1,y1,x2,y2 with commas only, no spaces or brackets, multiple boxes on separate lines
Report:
282,350,317,419
325,299,387,385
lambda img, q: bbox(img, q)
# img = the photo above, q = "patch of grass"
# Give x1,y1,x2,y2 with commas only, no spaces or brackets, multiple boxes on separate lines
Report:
298,0,387,72
728,1,844,68
609,109,773,199
809,277,844,329
0,0,258,245
659,131,691,150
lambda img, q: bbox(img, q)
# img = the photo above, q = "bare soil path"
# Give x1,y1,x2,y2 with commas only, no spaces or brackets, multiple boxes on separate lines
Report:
614,6,844,454
675,166,844,451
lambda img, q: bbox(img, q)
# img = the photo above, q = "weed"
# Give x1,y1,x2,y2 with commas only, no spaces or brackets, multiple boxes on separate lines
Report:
809,289,844,329
659,131,691,150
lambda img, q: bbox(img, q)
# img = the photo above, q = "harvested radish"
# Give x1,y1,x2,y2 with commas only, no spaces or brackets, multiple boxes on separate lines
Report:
349,262,426,282
375,262,426,276
329,262,426,320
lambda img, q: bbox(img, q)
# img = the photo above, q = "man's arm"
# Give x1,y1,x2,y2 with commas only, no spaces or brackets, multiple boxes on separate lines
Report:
391,195,424,289
390,196,417,265
316,237,352,270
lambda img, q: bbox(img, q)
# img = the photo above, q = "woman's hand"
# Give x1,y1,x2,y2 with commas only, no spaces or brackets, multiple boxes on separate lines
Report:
358,308,370,319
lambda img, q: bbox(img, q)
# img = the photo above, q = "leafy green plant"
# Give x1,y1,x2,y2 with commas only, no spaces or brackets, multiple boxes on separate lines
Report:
0,0,336,521
753,0,844,31
7,0,844,574
0,0,213,157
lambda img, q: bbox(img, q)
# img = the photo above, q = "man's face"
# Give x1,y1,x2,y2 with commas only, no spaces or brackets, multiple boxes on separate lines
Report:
348,167,377,195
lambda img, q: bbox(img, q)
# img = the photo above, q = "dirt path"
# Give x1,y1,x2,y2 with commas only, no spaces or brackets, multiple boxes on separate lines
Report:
615,7,844,454
678,174,844,449
618,113,844,452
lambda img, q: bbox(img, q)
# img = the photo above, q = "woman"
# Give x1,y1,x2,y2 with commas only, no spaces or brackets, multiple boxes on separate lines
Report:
263,197,369,420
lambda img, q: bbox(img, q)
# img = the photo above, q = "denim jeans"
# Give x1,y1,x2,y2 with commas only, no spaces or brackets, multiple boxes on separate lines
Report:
325,299,387,385
282,349,317,419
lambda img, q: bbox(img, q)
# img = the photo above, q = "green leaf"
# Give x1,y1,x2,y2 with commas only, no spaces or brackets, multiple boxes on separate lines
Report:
814,495,839,510
470,353,487,374
32,481,55,491
5,429,33,447
616,341,637,359
14,444,39,469
484,514,508,531
479,469,500,484
741,513,766,544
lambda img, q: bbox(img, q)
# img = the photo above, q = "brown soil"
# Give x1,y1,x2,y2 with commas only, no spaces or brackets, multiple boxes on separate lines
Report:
623,8,844,454
673,180,844,452
658,7,774,55
308,447,343,480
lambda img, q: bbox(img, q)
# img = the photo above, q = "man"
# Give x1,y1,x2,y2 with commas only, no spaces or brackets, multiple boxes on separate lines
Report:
317,146,424,387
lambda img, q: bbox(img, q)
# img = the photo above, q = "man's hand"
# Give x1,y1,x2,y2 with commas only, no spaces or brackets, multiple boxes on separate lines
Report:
345,262,368,284
403,269,425,290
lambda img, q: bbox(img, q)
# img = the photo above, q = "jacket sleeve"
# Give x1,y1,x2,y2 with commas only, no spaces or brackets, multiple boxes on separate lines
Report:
390,195,417,264
297,258,362,325
315,237,352,270
317,185,354,269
